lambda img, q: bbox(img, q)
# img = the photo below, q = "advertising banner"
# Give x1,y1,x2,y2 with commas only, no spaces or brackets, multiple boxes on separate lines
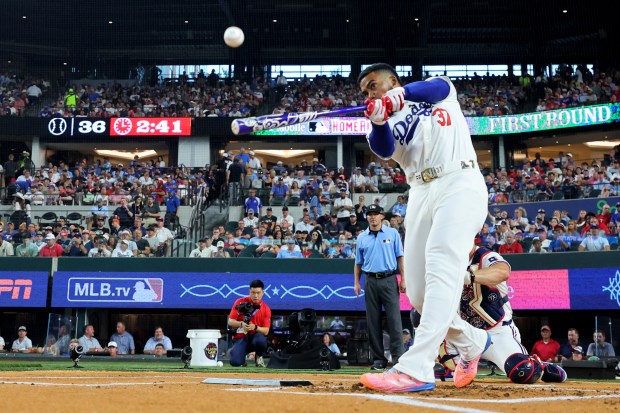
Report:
52,272,365,310
568,268,620,310
252,103,620,137
0,271,49,308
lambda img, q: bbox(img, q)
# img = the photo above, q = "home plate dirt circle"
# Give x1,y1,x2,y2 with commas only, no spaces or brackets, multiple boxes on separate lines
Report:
0,370,618,413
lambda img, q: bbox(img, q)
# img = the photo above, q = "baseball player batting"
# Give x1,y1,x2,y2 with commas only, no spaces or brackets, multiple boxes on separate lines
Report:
437,243,567,385
358,63,490,393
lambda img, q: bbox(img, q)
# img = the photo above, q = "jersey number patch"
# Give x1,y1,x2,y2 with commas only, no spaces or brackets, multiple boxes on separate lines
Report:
432,108,452,126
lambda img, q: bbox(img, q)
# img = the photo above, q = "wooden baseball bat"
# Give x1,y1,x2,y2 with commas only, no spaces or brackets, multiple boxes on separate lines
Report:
231,105,366,135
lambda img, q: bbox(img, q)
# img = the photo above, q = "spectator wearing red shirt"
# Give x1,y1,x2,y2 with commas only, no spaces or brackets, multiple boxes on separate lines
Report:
498,232,523,254
392,168,407,184
38,234,65,257
227,279,271,367
596,204,612,226
531,325,561,362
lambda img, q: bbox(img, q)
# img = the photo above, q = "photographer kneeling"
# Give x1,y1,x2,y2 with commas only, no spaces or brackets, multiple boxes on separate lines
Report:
228,279,272,367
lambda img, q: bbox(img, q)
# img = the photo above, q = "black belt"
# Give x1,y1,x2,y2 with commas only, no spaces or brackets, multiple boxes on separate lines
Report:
364,270,397,279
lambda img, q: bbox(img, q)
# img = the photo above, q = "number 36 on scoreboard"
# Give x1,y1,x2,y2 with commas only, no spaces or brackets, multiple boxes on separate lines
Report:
110,117,192,136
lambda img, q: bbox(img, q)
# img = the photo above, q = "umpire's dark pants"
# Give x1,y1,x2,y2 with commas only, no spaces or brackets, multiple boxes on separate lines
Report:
230,333,268,366
364,274,404,366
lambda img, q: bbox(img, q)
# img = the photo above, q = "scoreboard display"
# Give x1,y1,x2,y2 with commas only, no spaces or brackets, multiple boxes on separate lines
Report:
45,117,192,137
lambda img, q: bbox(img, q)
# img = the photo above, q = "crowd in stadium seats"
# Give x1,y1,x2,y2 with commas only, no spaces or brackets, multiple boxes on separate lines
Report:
37,77,267,118
484,148,620,204
1,144,619,257
0,73,49,116
0,154,215,257
3,65,617,118
534,65,620,112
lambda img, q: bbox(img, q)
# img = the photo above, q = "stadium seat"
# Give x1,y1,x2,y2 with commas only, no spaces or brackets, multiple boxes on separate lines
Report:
393,183,410,193
259,251,277,258
35,212,58,227
66,212,84,225
224,221,238,233
308,252,324,259
570,243,580,251
552,192,565,200
244,244,259,255
588,189,601,198
237,250,255,258
378,183,393,193
520,238,533,252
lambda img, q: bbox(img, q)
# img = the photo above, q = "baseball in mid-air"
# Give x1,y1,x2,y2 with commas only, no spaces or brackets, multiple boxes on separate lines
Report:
223,26,244,48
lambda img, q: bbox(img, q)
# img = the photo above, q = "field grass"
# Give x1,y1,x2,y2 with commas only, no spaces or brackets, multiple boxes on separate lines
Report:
0,359,370,374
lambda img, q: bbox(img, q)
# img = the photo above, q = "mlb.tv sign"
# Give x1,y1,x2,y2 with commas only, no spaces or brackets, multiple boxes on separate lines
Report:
0,272,49,308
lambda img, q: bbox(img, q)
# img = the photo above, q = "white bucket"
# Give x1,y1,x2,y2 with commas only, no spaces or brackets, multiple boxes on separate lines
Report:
186,329,222,367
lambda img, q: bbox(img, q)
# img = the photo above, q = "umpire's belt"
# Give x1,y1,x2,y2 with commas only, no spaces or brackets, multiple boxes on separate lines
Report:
410,160,476,185
364,270,397,279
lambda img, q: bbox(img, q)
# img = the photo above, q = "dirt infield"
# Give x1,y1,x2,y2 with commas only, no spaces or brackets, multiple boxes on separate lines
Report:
0,370,619,413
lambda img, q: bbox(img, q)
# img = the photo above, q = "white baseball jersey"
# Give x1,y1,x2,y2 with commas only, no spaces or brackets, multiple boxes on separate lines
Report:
367,76,477,178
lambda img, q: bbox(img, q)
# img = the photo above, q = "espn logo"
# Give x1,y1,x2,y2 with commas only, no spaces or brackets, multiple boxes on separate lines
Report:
0,279,33,300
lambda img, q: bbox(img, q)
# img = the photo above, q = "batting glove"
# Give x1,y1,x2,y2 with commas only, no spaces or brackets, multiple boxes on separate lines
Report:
382,87,405,113
364,98,388,125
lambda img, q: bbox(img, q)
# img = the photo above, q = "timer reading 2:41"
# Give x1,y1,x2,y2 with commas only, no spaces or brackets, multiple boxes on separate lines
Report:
110,118,192,136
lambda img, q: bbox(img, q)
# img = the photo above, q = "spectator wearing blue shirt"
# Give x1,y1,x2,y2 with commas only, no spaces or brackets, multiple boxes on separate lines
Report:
164,189,180,229
143,326,173,354
276,239,303,258
548,224,571,252
110,322,135,355
391,195,407,217
270,178,289,205
578,225,610,251
611,202,620,226
244,189,263,216
309,187,322,220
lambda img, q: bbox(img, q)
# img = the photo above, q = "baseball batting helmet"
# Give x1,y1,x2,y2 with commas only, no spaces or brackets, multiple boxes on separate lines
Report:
504,353,544,384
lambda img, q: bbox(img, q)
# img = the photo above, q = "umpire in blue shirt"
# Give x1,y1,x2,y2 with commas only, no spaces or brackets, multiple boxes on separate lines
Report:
354,204,405,370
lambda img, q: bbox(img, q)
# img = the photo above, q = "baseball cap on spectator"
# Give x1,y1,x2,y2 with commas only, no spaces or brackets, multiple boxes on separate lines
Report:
216,241,224,248
278,177,283,181
18,326,27,331
121,240,130,246
287,238,295,244
393,212,402,217
277,161,283,165
573,346,583,353
532,237,541,242
107,341,118,348
541,325,551,332
330,212,337,218
198,238,207,244
554,224,565,231
590,224,599,229
282,206,288,211
223,153,229,158
499,220,507,225
339,188,347,192
403,329,411,335
156,217,164,222
303,208,309,212
248,210,254,214
538,209,545,213
266,207,272,211
45,234,55,240
367,204,384,214
249,151,255,155
567,153,573,157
